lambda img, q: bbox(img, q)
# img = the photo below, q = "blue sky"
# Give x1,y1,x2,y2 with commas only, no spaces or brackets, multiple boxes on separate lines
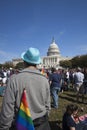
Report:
0,0,87,63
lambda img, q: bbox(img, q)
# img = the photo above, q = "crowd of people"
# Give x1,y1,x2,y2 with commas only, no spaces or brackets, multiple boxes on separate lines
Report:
0,67,19,86
0,47,87,130
41,66,87,109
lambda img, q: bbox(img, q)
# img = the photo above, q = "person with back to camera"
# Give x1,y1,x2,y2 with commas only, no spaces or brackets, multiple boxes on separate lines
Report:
73,67,84,102
62,104,79,130
49,67,62,109
0,47,51,130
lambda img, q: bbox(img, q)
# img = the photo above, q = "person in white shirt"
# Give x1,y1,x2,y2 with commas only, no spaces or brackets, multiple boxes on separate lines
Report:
74,67,84,102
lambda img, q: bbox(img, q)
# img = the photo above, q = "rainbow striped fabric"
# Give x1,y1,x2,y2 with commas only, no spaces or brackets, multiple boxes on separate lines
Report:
16,89,35,130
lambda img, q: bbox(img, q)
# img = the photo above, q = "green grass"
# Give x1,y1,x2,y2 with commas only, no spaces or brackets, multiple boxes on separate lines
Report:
0,90,87,129
49,90,87,129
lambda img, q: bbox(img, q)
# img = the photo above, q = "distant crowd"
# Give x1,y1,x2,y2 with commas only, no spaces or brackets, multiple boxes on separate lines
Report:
0,67,19,86
0,66,87,97
40,67,87,105
0,47,87,130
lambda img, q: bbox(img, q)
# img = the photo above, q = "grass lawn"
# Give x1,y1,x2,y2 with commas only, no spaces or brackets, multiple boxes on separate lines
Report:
0,89,87,130
49,89,87,129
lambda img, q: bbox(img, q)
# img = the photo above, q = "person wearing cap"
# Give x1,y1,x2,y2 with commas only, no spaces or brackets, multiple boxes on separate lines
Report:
0,47,51,130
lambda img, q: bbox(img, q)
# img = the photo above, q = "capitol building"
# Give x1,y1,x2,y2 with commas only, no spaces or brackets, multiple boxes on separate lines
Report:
40,38,70,69
12,38,71,68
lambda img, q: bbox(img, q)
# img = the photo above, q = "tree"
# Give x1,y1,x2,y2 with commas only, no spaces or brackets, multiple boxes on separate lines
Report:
3,61,14,69
59,54,87,68
15,62,24,69
0,64,3,69
59,60,72,68
71,54,87,68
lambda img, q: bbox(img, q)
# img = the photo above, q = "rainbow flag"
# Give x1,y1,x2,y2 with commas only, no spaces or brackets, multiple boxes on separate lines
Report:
16,89,35,130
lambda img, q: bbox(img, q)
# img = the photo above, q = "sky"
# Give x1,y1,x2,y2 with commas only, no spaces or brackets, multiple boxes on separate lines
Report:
0,0,87,63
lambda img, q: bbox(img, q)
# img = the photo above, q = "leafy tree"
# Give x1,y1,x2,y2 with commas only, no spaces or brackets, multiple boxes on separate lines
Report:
71,54,87,68
80,54,87,67
0,64,3,69
59,60,72,68
15,62,24,69
3,61,14,69
60,54,87,68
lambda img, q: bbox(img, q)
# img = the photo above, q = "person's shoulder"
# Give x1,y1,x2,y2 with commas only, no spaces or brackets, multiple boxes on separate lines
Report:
9,73,17,78
79,72,84,76
63,112,71,120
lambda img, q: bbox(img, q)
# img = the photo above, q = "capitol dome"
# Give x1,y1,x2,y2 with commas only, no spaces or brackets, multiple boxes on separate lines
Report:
47,38,60,56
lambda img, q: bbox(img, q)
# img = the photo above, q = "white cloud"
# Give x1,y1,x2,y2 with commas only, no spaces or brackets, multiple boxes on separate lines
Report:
79,45,87,52
0,50,7,56
59,31,65,35
57,30,65,39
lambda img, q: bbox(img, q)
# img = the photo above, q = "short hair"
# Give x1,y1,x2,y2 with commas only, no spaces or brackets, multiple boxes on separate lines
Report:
51,67,56,73
24,61,36,67
66,104,78,115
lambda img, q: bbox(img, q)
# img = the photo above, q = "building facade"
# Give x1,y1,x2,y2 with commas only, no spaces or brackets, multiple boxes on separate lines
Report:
12,38,71,68
41,38,70,69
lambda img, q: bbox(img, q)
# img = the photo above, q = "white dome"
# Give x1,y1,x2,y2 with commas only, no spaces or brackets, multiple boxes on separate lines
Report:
47,39,60,56
49,42,58,49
